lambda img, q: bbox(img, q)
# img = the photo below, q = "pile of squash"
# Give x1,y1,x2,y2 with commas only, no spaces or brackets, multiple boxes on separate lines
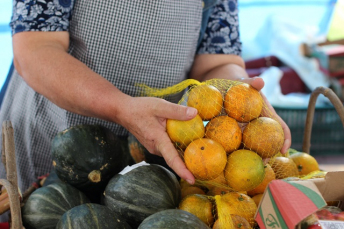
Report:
22,124,209,229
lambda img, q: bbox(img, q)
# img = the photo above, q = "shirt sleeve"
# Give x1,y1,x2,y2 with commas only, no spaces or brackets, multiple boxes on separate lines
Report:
10,0,74,35
197,0,242,55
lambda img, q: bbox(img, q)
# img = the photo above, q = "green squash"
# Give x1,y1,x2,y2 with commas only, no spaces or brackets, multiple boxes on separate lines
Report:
22,182,90,229
56,203,131,229
103,163,181,228
42,168,62,187
51,124,134,202
138,209,210,229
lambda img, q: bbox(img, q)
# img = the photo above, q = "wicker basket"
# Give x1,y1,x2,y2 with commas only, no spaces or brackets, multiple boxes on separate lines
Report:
274,92,344,156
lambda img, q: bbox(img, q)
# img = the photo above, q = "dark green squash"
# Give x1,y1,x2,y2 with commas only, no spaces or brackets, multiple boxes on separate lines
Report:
103,163,181,228
22,182,90,229
56,203,131,229
42,168,62,187
51,124,134,202
138,209,210,229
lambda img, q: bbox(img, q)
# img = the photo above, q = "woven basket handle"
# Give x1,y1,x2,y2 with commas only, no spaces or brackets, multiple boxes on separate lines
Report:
0,121,23,228
302,87,344,154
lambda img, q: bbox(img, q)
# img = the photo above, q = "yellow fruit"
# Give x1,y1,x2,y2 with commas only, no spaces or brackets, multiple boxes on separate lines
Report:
289,152,320,176
270,156,299,179
242,117,284,158
212,214,251,229
166,114,205,149
251,193,264,207
224,149,265,191
247,164,276,196
224,83,263,123
179,194,215,227
184,138,227,181
187,84,223,120
205,115,242,153
215,192,257,227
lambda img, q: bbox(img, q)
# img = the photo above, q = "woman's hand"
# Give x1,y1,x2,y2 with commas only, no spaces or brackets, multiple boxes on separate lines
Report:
117,96,198,184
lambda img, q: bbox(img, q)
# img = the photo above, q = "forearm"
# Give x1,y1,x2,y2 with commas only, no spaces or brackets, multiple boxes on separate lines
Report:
13,32,129,125
189,54,248,82
196,63,249,81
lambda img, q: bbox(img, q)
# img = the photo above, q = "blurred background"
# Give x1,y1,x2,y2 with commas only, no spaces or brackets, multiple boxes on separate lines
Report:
0,0,343,169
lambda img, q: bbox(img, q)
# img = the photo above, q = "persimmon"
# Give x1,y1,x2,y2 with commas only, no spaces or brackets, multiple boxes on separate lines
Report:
224,83,263,123
205,115,242,153
215,192,257,227
242,117,284,158
269,156,299,179
166,114,204,149
179,194,215,227
224,149,265,192
187,84,223,121
289,152,319,176
247,164,276,196
184,138,227,181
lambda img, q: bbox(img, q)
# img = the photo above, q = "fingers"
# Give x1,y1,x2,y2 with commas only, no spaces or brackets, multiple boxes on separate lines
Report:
239,77,265,91
157,137,195,184
154,99,198,121
259,93,292,155
280,121,292,154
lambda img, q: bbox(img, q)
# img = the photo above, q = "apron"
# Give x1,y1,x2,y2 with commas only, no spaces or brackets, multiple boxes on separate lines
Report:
0,0,203,195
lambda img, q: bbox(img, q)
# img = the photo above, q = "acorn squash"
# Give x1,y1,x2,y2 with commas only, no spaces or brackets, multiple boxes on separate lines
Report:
103,163,181,228
56,203,131,229
138,209,210,229
42,168,62,187
51,124,134,202
22,182,90,229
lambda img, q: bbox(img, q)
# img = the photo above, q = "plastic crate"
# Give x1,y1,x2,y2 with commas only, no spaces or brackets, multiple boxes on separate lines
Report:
274,105,344,156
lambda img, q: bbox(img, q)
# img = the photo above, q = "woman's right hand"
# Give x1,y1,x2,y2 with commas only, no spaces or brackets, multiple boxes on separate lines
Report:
116,96,198,184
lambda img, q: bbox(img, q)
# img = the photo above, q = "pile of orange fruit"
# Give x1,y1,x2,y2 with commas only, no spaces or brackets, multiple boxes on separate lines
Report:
166,80,322,228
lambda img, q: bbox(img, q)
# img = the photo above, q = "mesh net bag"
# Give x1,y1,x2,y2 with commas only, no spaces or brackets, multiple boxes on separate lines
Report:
138,78,321,228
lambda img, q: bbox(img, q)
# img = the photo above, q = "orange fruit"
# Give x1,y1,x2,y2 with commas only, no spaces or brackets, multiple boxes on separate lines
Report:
184,138,227,180
289,152,320,176
224,149,265,192
205,115,242,153
166,114,205,149
247,164,276,196
224,83,263,123
181,186,206,199
242,117,284,158
215,192,257,227
251,193,264,207
179,194,215,227
212,214,251,229
269,156,299,179
187,84,223,121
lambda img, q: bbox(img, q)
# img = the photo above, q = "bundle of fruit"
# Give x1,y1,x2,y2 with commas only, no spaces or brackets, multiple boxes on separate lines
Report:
162,79,326,228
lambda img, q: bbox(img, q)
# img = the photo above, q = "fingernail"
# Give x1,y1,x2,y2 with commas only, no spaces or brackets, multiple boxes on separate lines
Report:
186,107,197,117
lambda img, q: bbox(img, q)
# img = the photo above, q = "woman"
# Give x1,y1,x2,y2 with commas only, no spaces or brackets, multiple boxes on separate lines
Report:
0,0,291,201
